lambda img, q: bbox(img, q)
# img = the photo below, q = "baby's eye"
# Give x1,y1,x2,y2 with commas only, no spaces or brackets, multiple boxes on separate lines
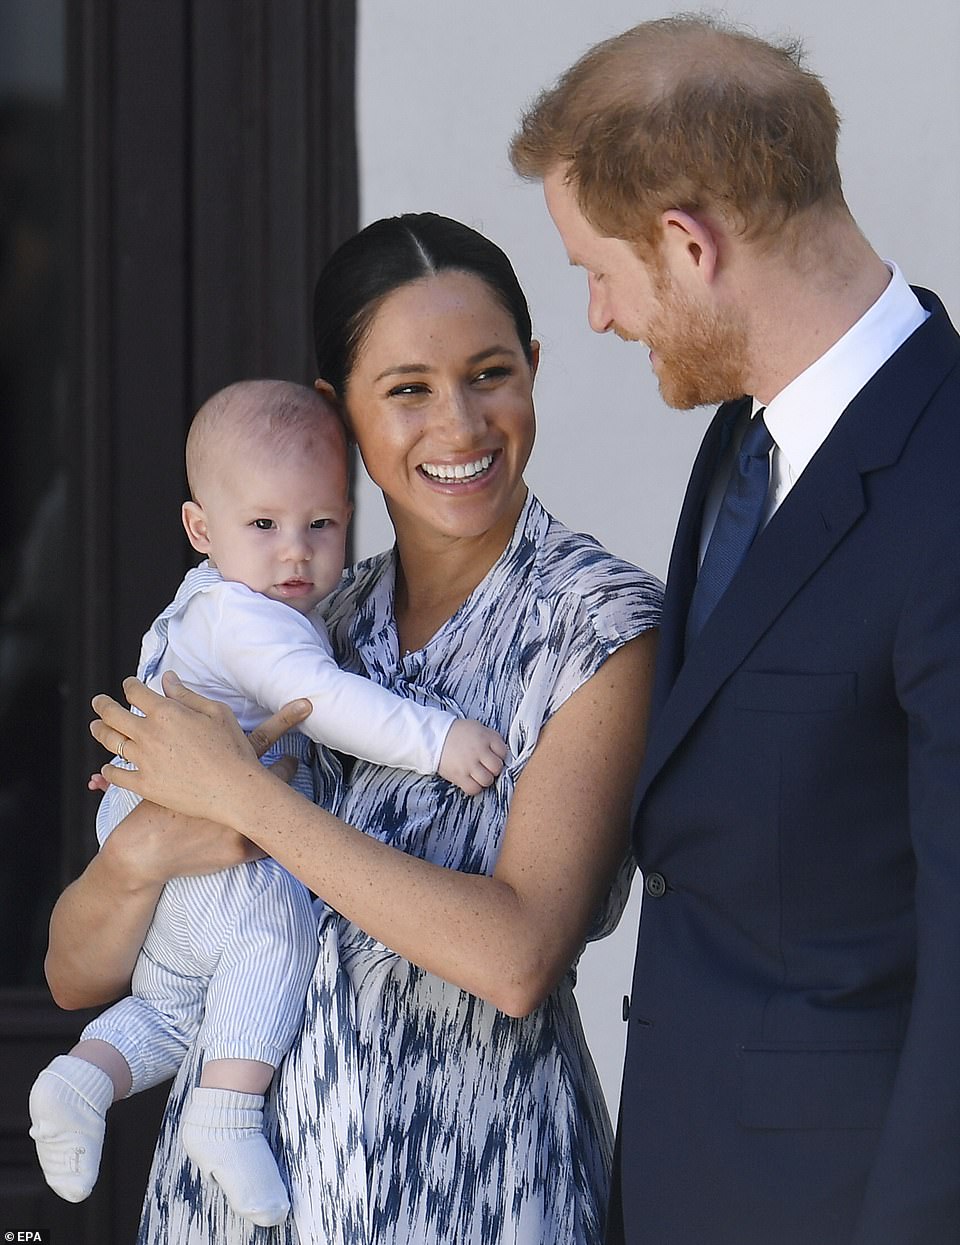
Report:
311,518,330,529
252,518,275,530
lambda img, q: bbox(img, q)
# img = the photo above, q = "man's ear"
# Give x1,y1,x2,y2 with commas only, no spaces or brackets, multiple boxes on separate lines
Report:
181,500,212,555
659,209,721,285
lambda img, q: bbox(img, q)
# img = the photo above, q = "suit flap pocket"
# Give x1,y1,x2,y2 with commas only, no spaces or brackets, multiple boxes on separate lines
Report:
734,670,856,714
739,1045,898,1130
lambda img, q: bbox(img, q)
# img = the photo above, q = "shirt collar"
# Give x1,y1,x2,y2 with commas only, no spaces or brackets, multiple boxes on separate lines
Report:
761,262,928,478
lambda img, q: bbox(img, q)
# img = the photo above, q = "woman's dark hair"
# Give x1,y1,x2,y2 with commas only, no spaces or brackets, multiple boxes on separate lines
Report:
313,213,534,395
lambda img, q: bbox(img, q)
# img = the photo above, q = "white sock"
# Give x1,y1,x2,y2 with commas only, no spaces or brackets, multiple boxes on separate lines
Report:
28,1055,115,1202
181,1087,289,1227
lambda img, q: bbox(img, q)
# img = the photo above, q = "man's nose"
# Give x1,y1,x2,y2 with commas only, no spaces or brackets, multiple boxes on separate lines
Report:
587,274,613,334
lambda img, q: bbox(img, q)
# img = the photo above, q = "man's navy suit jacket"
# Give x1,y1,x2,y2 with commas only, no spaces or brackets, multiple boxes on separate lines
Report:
612,288,960,1245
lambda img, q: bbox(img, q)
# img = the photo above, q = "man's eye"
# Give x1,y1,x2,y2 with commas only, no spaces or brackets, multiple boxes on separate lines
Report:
253,518,274,530
311,518,330,529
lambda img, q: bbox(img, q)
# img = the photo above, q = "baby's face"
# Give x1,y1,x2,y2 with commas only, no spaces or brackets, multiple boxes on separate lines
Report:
199,451,351,614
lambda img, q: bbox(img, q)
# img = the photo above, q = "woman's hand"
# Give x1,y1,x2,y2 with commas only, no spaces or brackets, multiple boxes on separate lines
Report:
194,632,657,1017
49,685,310,1009
90,672,312,824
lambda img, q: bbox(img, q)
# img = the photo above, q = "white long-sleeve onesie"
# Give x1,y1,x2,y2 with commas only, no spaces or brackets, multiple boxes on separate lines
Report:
82,562,456,1093
152,564,455,772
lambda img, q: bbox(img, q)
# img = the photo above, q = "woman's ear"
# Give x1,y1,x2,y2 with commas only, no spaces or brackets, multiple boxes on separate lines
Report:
529,339,541,381
315,376,354,440
181,500,212,555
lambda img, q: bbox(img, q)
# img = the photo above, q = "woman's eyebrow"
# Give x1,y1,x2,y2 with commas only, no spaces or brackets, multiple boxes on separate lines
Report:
373,346,518,385
373,363,430,383
466,345,520,365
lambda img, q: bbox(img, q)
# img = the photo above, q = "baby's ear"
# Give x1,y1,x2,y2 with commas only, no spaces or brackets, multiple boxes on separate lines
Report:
181,500,212,555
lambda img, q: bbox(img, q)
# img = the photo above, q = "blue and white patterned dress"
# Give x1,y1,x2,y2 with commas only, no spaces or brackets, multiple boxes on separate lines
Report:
136,493,662,1245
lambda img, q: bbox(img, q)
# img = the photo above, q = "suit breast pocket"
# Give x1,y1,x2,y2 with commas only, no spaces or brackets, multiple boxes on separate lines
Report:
733,670,857,714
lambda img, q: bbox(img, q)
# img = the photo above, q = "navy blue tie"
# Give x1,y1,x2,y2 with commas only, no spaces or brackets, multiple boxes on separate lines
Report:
686,409,773,646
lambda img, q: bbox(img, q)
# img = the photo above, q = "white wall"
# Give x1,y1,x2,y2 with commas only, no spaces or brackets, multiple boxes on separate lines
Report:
356,0,960,1115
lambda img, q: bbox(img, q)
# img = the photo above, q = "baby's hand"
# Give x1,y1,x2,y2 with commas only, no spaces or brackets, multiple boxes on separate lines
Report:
438,719,508,796
88,772,110,793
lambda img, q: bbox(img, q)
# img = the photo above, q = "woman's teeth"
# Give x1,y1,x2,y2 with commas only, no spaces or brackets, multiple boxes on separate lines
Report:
420,454,494,482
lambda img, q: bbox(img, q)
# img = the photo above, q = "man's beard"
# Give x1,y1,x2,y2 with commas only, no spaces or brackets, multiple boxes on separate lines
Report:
638,270,750,410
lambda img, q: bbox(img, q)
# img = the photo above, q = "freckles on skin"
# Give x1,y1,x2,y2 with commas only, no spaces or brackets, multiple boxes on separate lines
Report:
341,271,537,542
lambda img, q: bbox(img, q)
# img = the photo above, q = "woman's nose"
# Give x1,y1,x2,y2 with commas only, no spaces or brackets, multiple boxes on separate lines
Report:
440,387,486,441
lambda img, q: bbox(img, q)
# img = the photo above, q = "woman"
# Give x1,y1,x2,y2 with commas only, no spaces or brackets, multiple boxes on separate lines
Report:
51,214,662,1244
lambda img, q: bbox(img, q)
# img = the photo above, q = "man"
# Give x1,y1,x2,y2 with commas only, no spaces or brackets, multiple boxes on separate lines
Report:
511,15,959,1245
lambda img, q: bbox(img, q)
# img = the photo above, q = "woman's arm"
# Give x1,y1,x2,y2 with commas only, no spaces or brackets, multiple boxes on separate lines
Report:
93,633,656,1017
45,802,263,1009
47,704,308,1009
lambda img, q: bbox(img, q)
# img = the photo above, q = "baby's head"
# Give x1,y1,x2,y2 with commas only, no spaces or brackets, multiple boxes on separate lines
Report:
182,379,352,614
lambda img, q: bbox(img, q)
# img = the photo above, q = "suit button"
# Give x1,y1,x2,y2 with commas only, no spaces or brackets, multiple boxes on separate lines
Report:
644,871,667,898
622,995,630,1021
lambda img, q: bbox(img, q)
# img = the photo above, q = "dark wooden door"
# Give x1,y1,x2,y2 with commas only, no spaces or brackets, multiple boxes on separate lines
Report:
0,3,357,1239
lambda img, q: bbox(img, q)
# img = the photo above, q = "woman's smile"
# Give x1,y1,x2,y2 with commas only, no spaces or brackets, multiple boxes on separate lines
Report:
418,450,499,487
343,270,538,543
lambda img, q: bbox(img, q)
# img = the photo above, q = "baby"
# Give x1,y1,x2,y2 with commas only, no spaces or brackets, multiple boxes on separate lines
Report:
29,379,506,1226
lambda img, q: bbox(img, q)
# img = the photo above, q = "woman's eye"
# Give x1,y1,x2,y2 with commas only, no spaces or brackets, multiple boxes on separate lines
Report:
311,518,330,529
474,366,510,384
387,382,429,397
252,518,275,530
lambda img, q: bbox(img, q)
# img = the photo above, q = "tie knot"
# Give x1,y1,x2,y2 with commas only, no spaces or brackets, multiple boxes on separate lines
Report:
741,410,773,460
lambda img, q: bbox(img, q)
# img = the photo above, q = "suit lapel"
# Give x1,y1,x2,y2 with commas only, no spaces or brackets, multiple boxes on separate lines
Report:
640,440,865,794
638,287,960,804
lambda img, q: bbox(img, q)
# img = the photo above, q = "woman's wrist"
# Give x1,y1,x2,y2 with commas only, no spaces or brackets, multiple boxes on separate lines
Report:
214,759,296,851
